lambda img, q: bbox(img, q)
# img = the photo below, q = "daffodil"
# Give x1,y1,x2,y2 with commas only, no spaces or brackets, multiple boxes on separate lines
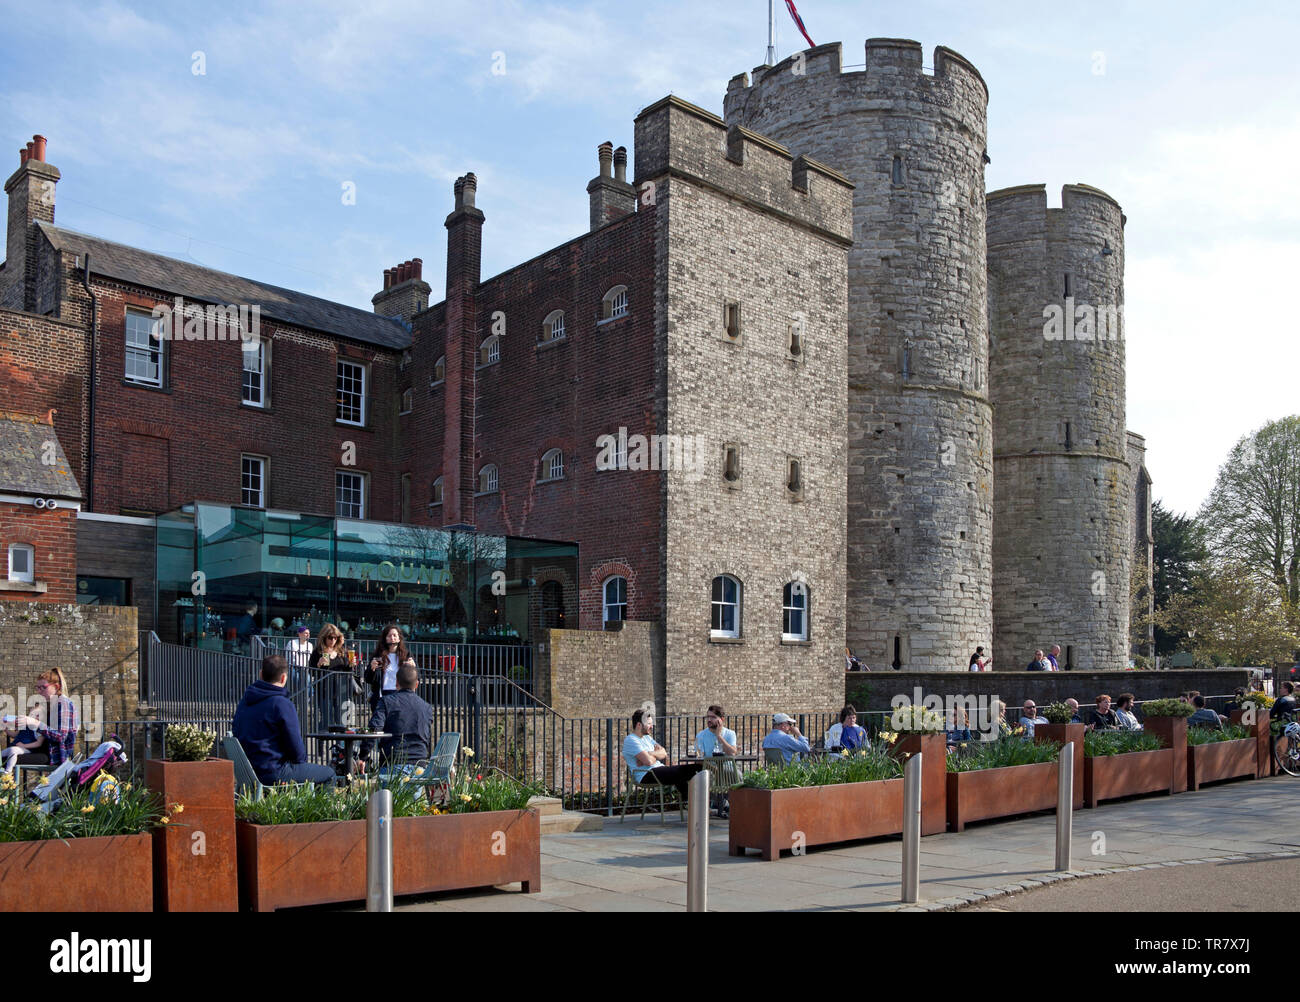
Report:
460,793,472,802
160,816,171,825
173,804,184,814
81,805,94,813
462,747,475,758
0,797,8,806
413,767,424,776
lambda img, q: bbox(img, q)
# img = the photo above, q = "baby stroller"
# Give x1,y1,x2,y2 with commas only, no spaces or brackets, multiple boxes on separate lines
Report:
29,739,127,814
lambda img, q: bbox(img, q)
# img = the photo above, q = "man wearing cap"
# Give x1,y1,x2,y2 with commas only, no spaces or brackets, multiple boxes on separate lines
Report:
761,713,811,764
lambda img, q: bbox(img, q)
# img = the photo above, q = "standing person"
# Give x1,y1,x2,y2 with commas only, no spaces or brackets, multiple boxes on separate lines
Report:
969,647,988,671
1048,644,1063,671
233,655,335,786
235,602,259,654
623,708,703,803
309,623,349,730
761,713,810,763
1026,650,1051,672
13,669,78,769
366,625,419,714
286,624,313,687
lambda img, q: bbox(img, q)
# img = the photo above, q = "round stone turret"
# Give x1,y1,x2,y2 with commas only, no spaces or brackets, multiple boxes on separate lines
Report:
725,39,993,670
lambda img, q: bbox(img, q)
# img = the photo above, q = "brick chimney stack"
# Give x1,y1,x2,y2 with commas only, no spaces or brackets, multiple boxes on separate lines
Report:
3,134,59,312
587,141,636,232
371,255,430,323
440,172,485,529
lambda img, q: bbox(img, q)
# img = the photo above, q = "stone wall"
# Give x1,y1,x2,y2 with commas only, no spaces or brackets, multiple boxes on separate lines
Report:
544,619,662,718
724,39,994,673
987,184,1130,670
845,668,1252,717
0,602,144,745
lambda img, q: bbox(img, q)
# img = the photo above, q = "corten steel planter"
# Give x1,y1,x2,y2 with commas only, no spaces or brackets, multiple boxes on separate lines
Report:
1230,710,1271,778
145,758,238,912
891,732,946,835
728,779,904,861
1033,724,1084,809
236,808,540,911
1084,748,1174,808
946,761,1058,832
1187,739,1257,791
0,834,152,911
1142,716,1189,794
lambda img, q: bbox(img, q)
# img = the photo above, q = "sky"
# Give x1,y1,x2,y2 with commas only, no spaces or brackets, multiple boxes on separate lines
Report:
1,0,1296,517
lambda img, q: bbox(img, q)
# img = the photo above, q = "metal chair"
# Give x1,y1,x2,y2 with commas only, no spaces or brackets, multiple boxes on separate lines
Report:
221,736,274,801
620,765,682,824
701,755,743,817
410,731,459,800
13,761,51,795
763,747,787,767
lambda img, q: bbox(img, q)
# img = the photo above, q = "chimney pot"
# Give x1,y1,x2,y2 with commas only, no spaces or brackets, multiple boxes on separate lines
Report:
384,268,393,289
19,148,27,165
400,261,410,283
413,257,423,279
598,141,614,179
25,142,34,162
32,135,46,162
614,145,628,183
461,173,477,209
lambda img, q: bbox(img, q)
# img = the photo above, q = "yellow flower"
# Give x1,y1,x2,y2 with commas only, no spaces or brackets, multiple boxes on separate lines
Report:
160,816,171,825
840,749,849,757
0,797,8,806
462,747,475,758
173,803,184,814
122,783,132,791
81,805,94,813
413,767,425,776
1,774,15,789
460,793,472,802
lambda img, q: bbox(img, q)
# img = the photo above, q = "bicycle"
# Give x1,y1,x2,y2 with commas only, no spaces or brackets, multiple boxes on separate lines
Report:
1273,712,1300,777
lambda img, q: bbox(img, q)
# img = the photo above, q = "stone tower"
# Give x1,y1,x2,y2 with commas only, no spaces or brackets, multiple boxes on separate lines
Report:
725,40,993,670
986,184,1131,669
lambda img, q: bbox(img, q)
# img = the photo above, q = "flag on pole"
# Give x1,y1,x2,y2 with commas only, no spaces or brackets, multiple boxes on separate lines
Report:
784,0,815,48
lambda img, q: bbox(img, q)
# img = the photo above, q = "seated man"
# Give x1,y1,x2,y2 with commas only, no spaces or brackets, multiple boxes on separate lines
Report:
761,713,811,763
233,655,336,786
1114,693,1142,730
695,704,737,757
1018,700,1049,737
1083,694,1120,731
623,708,702,803
1187,693,1225,730
1065,698,1083,723
1273,681,1298,719
369,663,433,773
946,705,972,749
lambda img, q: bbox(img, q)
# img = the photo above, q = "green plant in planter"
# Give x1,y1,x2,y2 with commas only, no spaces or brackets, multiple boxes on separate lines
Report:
1084,730,1163,757
0,773,168,843
1040,702,1075,725
1241,692,1274,711
738,747,902,790
888,703,945,733
1187,723,1252,745
1140,698,1194,718
947,737,1062,773
165,723,219,762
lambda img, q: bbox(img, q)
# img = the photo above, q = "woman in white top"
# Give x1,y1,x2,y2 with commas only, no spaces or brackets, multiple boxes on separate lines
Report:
365,624,417,712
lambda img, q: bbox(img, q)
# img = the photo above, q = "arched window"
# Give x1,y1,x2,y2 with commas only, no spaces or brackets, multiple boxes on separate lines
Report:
479,335,500,366
541,581,566,630
782,581,809,641
430,476,444,506
601,285,628,321
603,576,628,625
891,155,904,186
541,448,564,481
477,464,498,494
723,445,740,483
543,310,565,342
432,356,445,385
710,575,741,638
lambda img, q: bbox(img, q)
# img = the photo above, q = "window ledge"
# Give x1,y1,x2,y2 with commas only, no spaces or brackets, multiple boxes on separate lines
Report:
536,476,564,485
0,579,47,594
780,638,812,647
596,314,629,328
708,635,743,645
240,402,271,413
334,420,372,432
430,380,445,390
536,337,567,351
122,379,171,394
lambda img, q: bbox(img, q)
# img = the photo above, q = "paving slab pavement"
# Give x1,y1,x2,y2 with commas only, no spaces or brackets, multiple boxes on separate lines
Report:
391,775,1300,912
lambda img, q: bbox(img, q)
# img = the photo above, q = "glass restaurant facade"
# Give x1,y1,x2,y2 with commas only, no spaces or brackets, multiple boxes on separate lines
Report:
155,503,579,653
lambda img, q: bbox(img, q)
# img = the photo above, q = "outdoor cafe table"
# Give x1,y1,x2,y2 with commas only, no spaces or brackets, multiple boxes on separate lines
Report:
304,731,390,780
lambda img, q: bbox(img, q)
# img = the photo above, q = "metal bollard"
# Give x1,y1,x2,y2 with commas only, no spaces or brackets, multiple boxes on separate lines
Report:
687,768,710,912
1055,741,1073,871
901,752,921,904
366,787,393,912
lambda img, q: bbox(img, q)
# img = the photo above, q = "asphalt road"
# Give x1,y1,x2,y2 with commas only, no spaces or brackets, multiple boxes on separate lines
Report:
962,856,1300,911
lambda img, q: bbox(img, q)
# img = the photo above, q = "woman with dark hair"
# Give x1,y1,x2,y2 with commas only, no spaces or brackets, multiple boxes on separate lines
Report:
366,624,418,711
837,705,867,751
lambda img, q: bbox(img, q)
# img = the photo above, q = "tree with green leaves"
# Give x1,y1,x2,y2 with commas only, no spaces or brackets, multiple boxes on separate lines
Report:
1150,500,1209,656
1154,561,1298,667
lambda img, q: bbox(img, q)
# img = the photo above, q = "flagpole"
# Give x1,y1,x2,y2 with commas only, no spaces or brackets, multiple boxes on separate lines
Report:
766,0,776,65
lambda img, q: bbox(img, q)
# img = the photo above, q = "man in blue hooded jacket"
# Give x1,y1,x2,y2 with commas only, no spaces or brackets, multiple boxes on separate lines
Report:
233,655,335,785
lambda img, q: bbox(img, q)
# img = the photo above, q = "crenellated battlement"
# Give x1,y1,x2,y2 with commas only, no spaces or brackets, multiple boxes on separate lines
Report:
633,95,853,244
724,38,988,125
989,184,1126,246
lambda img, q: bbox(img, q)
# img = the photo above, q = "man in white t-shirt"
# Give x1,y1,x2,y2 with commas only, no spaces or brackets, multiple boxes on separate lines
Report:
286,625,313,682
622,707,702,803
